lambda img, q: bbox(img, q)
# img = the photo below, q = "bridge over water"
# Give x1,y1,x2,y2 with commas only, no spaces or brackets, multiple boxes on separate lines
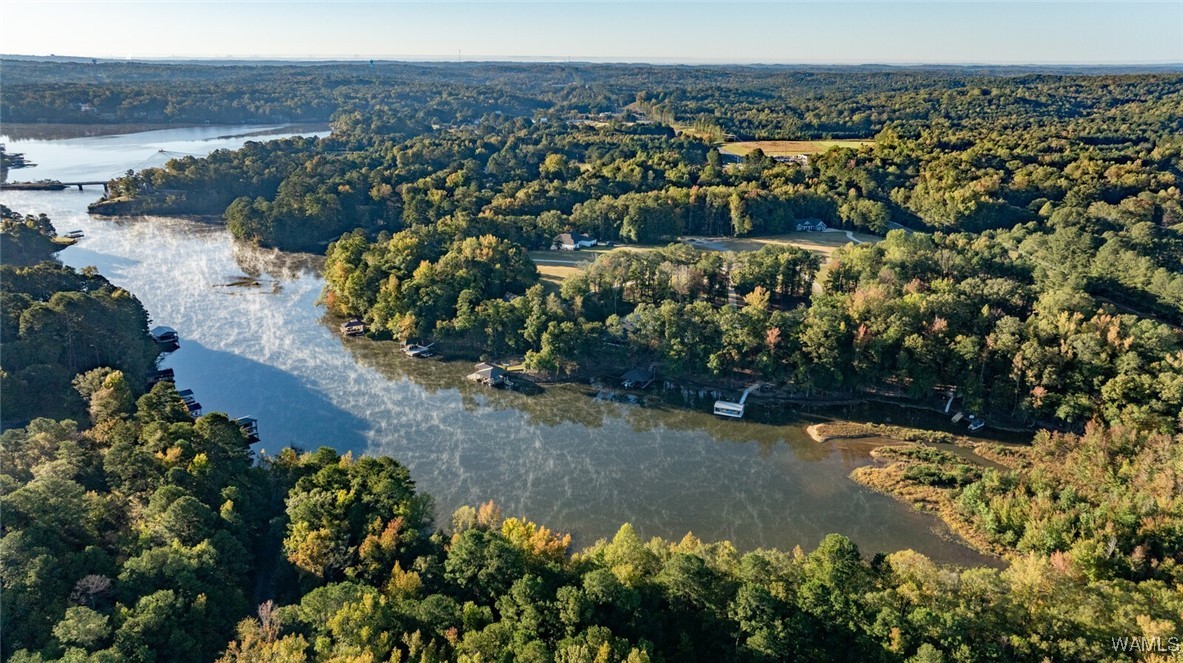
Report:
0,180,110,192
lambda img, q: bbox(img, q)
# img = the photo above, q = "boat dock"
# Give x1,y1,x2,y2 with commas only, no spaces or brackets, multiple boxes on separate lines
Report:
713,382,765,419
403,342,435,358
178,388,202,417
621,363,658,389
149,325,179,349
467,362,511,388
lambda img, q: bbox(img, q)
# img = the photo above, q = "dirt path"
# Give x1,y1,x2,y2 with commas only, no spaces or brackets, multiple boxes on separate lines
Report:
822,228,865,244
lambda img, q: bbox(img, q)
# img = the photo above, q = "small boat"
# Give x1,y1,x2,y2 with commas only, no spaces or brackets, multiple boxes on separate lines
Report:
403,342,435,358
64,230,84,239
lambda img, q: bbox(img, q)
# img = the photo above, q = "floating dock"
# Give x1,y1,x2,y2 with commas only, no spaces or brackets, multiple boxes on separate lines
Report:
403,342,435,358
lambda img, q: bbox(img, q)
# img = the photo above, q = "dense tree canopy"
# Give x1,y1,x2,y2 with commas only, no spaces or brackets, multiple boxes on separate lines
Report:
1,211,160,424
4,392,1181,662
5,61,1183,661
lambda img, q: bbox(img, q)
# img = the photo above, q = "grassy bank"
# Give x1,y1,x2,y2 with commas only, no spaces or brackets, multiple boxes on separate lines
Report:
850,445,1013,559
808,420,1025,559
806,421,970,445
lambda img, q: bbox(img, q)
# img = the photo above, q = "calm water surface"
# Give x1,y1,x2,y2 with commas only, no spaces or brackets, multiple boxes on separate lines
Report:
1,125,996,565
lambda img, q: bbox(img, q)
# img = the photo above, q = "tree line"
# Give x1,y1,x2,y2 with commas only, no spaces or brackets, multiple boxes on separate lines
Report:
5,388,1180,662
0,207,161,425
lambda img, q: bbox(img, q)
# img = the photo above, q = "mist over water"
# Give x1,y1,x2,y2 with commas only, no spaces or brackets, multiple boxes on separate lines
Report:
0,125,996,565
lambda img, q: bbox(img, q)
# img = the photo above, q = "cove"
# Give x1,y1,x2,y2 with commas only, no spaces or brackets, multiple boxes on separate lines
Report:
0,125,997,566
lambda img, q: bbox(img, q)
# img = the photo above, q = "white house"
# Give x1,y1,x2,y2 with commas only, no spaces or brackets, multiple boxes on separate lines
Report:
553,232,598,250
795,219,827,232
772,154,809,166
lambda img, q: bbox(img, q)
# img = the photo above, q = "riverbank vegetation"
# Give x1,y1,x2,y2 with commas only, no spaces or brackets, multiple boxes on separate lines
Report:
325,227,1183,433
4,390,1182,662
0,205,64,266
74,63,1183,432
807,422,968,445
852,423,1183,584
0,208,160,424
5,60,1183,660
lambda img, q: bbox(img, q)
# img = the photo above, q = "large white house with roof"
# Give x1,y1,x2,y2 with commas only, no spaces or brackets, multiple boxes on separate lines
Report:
552,232,598,250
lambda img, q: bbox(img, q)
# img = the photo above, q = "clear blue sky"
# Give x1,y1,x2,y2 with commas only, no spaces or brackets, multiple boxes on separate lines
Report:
4,1,1181,64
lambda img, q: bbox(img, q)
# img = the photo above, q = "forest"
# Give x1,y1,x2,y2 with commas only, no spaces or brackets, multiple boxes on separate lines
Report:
4,386,1181,663
2,60,1182,661
0,207,161,425
66,62,1183,430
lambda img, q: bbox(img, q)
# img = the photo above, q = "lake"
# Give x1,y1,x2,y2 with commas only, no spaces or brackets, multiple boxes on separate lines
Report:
1,124,996,566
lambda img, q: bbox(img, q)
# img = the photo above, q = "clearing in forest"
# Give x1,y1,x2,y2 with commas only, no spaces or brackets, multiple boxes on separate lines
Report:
528,231,881,287
718,139,873,157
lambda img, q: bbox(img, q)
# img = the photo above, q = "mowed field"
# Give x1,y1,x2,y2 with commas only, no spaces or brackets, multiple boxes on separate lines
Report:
529,245,657,289
718,139,873,157
528,230,880,288
681,230,880,257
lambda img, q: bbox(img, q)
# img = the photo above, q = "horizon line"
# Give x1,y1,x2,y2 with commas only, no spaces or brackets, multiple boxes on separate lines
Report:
5,53,1183,68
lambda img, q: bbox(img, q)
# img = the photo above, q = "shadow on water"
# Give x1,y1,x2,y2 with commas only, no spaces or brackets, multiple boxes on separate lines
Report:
50,244,143,275
161,339,370,454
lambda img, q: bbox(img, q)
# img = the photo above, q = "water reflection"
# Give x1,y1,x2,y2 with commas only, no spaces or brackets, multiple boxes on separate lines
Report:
0,126,1000,567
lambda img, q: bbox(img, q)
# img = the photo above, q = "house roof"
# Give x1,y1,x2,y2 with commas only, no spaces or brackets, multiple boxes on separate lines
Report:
622,368,654,382
555,232,593,245
472,362,507,379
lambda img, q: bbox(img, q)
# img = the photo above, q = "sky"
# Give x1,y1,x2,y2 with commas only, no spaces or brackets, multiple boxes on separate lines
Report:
3,1,1181,65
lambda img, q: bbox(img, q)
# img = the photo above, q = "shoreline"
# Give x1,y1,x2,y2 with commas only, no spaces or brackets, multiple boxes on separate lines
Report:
1,121,331,141
336,321,1039,440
